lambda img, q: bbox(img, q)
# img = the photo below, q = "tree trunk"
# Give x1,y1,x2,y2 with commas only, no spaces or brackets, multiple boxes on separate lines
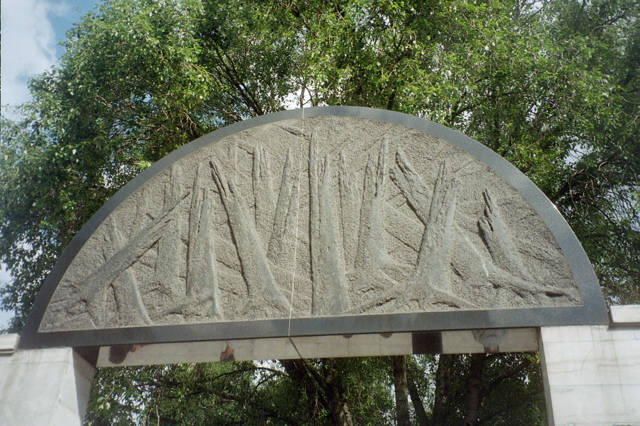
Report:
392,356,411,426
323,359,354,426
463,354,486,426
282,358,353,426
281,359,321,420
432,354,455,423
407,368,429,426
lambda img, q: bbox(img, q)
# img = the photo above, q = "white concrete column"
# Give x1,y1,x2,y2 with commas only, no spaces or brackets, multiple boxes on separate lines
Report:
540,305,640,425
0,334,95,426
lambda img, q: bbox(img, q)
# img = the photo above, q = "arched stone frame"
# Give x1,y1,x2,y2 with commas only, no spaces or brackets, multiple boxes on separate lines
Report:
19,106,608,350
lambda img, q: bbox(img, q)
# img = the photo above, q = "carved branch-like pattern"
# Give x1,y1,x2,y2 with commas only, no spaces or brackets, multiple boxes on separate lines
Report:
78,191,189,327
309,132,350,315
210,159,291,318
49,124,581,330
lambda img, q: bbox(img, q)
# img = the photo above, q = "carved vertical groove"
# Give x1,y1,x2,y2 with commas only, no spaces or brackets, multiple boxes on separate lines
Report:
268,148,298,265
309,132,350,315
309,132,321,314
355,139,389,269
479,189,528,278
411,161,459,294
210,160,290,317
154,165,185,296
339,151,359,267
253,144,274,243
185,163,221,316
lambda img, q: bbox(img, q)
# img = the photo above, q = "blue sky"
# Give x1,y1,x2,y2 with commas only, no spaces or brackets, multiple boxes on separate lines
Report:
1,0,101,329
1,0,100,116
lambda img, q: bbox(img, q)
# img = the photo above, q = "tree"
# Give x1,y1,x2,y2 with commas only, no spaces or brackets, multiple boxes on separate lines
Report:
1,0,638,424
85,357,395,425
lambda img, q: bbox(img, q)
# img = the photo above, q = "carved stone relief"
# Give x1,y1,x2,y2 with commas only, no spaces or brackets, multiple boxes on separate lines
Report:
40,116,582,332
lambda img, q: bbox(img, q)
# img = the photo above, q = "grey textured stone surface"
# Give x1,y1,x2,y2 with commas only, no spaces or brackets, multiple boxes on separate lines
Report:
40,116,581,332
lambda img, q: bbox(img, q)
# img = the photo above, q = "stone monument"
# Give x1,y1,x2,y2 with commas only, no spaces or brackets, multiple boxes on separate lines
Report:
19,107,607,348
6,108,636,426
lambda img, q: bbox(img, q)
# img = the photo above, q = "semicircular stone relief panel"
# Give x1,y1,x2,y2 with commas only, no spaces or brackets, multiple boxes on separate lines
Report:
40,116,582,332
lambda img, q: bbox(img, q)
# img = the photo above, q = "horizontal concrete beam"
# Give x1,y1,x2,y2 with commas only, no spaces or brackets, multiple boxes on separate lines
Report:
610,304,640,324
96,328,539,367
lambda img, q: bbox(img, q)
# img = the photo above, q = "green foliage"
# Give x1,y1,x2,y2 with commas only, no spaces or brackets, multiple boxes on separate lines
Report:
1,0,638,423
85,358,395,425
328,357,395,424
2,0,639,332
430,353,546,425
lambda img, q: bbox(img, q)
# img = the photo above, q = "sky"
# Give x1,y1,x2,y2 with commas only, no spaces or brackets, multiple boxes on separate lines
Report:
1,0,101,329
2,0,101,116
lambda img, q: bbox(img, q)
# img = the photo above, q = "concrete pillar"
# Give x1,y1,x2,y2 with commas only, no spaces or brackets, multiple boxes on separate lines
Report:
540,305,640,425
0,334,95,425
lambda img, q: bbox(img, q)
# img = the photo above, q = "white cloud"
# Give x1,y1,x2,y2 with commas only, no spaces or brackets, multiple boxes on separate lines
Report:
1,0,68,116
1,0,71,327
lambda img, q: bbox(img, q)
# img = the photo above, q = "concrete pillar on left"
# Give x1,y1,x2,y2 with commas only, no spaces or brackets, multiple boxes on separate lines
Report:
0,334,95,425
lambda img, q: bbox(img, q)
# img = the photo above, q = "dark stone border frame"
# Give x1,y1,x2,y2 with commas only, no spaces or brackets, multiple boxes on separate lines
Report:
19,107,609,349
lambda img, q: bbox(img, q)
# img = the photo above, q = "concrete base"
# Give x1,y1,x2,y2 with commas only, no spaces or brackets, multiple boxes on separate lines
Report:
1,305,638,425
0,335,95,426
540,305,640,425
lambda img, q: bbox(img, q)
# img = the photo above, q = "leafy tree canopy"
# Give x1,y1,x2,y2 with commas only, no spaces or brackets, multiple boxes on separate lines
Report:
1,0,638,424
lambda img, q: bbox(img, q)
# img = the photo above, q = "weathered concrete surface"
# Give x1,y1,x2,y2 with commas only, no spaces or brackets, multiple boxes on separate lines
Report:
540,305,640,425
40,116,581,332
95,328,539,367
0,335,95,425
